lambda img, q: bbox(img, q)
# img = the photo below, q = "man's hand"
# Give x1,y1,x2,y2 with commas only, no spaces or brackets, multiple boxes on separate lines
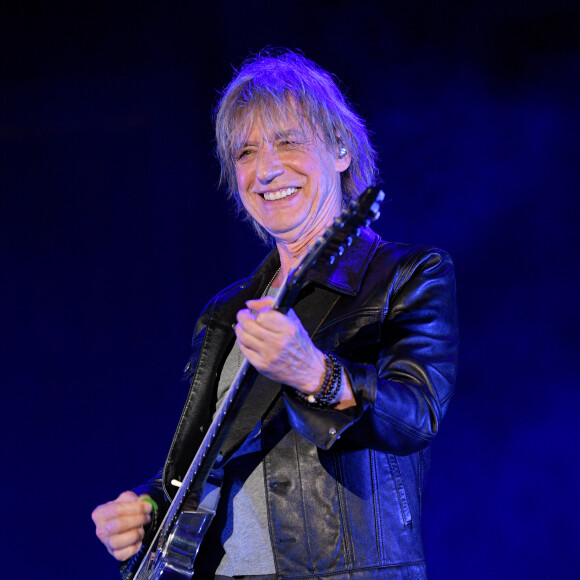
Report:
91,491,152,561
236,297,325,394
236,297,356,409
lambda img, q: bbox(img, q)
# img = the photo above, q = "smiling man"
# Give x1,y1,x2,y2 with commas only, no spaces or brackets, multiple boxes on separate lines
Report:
92,50,459,579
235,121,347,245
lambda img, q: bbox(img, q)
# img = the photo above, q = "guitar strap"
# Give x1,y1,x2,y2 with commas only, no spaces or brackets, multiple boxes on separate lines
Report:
219,284,340,460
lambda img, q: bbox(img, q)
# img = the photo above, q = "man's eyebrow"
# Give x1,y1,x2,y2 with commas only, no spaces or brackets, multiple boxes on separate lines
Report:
237,128,303,149
275,128,303,140
237,138,257,149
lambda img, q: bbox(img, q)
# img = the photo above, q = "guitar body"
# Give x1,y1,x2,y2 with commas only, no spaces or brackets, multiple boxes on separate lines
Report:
139,511,210,579
134,477,222,579
125,187,384,580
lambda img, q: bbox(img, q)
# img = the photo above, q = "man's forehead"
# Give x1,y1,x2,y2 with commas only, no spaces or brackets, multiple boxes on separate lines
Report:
235,106,311,144
247,123,305,141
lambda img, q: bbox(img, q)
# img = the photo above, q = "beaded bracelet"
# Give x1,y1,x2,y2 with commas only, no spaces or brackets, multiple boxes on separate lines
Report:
294,352,342,407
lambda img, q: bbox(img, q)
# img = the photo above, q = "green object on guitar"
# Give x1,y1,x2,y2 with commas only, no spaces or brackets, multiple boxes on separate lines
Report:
140,496,159,512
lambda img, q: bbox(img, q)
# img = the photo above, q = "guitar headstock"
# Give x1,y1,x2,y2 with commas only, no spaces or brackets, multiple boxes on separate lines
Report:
276,186,385,313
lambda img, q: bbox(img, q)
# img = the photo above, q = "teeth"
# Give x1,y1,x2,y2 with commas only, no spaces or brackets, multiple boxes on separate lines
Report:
263,187,298,201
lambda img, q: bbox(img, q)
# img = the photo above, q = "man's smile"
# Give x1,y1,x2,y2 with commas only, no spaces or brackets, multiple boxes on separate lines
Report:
259,186,300,201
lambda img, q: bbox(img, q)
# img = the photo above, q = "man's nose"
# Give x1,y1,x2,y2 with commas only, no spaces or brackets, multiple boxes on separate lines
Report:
256,146,284,184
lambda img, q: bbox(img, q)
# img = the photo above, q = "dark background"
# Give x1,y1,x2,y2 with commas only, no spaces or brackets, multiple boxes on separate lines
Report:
1,2,579,578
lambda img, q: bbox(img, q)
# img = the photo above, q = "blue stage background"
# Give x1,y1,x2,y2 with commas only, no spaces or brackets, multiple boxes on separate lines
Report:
1,2,579,578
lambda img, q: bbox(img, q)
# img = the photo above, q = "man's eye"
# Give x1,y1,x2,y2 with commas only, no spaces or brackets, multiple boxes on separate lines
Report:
237,149,253,160
278,140,298,148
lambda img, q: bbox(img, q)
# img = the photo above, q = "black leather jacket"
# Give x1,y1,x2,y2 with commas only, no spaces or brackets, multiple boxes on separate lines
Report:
128,229,458,579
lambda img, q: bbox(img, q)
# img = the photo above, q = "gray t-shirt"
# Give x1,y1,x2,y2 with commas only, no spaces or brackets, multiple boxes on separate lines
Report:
210,288,277,576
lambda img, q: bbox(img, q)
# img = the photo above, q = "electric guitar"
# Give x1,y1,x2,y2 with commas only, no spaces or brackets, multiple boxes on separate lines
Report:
126,186,385,579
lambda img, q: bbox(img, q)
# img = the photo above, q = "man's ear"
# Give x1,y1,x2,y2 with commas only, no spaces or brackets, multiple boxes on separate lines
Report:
335,145,351,173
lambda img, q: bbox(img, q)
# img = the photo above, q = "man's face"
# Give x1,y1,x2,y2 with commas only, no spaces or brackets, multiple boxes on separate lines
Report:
234,114,351,245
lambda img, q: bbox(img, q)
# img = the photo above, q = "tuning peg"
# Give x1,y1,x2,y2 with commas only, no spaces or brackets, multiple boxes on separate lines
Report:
346,236,353,246
355,227,361,237
329,255,336,265
337,245,344,256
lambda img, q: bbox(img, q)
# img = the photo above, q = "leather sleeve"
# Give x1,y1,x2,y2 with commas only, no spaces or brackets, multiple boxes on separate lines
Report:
283,249,458,454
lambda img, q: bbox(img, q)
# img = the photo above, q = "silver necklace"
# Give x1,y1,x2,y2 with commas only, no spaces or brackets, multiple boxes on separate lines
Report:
261,266,281,298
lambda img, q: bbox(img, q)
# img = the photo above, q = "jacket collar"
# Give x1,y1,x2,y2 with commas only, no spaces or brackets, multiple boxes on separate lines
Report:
249,227,381,297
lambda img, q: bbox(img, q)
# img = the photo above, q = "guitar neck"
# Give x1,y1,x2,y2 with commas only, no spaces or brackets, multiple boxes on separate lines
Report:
169,187,385,509
130,186,385,579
